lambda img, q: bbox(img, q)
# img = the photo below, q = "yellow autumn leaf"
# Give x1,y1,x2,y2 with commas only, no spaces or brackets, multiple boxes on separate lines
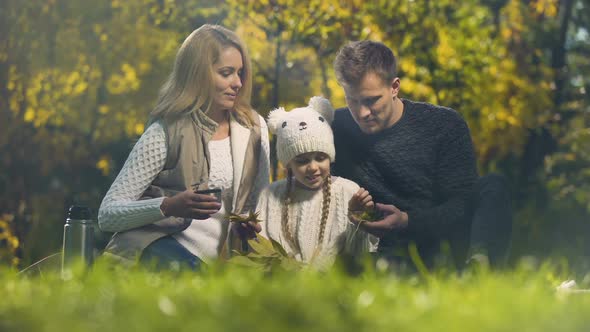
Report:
496,111,508,121
66,71,80,86
134,123,145,135
96,157,110,176
99,105,110,114
107,75,124,94
138,62,151,74
507,116,520,126
11,257,19,267
24,108,35,122
9,237,19,249
73,82,88,95
227,211,262,224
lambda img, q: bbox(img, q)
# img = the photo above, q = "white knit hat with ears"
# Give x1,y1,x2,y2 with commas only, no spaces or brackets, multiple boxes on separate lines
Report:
267,96,336,166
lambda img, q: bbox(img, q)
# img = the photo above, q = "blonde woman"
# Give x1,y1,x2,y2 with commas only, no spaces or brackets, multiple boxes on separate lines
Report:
98,25,270,270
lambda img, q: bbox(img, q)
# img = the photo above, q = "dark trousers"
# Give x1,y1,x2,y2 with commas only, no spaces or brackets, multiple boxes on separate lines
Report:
376,173,513,271
466,173,513,267
139,236,203,271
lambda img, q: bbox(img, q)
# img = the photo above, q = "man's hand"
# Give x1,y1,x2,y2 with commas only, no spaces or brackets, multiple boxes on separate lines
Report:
349,203,409,238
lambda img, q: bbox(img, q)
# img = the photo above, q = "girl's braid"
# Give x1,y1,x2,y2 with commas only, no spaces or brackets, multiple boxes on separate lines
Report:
281,169,300,253
316,175,331,250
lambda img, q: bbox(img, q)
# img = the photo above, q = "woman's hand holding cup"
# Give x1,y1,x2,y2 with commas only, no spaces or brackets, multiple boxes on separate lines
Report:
160,188,222,220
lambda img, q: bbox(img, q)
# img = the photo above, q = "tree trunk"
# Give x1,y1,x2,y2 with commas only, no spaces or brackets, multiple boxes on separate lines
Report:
552,0,574,108
318,52,332,100
517,0,573,204
270,34,282,181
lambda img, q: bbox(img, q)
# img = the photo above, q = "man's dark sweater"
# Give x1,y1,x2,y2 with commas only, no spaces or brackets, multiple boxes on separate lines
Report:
332,99,478,263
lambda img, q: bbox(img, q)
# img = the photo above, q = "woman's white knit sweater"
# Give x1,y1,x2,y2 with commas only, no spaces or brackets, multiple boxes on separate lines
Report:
98,121,270,262
257,177,378,268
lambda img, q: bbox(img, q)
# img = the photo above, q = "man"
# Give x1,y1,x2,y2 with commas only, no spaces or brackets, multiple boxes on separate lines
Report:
332,40,512,269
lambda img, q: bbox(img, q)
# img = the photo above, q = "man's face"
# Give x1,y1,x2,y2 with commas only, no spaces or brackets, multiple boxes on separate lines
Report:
343,72,401,134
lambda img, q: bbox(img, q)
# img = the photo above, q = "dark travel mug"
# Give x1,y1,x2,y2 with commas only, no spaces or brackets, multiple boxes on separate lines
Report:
195,188,223,204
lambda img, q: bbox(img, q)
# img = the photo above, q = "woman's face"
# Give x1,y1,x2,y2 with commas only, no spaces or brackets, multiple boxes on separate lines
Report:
288,152,331,190
211,46,244,113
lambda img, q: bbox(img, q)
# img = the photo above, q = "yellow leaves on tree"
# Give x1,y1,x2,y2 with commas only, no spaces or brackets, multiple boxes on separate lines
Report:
96,156,111,177
501,0,527,42
107,63,140,95
531,0,559,17
436,30,460,70
20,56,100,128
0,215,20,267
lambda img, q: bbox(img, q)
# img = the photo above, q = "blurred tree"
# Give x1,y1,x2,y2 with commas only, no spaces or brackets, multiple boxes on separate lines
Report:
545,0,590,212
0,0,217,266
225,0,374,179
366,0,588,260
366,0,554,171
1,0,588,268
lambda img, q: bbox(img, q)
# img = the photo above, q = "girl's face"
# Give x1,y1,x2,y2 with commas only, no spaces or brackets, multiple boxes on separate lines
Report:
288,152,331,190
211,46,243,113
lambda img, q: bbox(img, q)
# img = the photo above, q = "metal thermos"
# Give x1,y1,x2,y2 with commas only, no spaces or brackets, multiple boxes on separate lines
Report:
62,205,95,271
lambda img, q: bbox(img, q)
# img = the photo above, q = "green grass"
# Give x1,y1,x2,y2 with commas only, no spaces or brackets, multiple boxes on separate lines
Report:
1,259,589,332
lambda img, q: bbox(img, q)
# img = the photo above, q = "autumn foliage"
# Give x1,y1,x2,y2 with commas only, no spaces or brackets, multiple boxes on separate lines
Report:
1,0,588,268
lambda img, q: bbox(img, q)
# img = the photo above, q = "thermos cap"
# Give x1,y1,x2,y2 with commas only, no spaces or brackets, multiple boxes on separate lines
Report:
67,205,92,220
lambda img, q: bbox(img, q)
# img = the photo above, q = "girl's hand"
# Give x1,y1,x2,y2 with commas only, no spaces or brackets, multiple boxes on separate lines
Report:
348,187,374,213
231,221,262,240
160,189,222,220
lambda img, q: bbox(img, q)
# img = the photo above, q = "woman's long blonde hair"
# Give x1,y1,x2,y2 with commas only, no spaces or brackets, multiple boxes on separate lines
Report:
150,24,254,126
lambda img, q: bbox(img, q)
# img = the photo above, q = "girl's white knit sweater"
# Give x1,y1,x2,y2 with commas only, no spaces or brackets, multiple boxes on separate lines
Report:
257,176,378,269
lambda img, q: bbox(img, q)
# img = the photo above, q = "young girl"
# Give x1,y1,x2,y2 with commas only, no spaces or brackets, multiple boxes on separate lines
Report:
256,96,378,269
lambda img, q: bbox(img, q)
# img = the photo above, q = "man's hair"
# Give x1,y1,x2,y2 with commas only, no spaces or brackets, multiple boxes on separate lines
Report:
334,40,397,88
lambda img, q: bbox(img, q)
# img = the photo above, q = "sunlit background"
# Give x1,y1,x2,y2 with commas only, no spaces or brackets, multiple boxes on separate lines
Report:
1,0,588,270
